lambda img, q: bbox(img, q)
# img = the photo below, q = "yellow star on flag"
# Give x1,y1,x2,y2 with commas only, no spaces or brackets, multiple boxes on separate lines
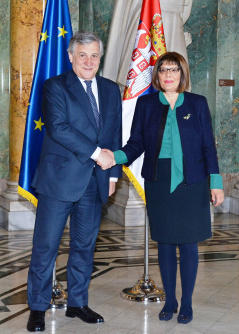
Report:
40,30,49,43
58,25,68,39
34,117,44,131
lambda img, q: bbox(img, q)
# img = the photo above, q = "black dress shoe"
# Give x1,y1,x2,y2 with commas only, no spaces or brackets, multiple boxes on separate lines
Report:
66,306,104,324
27,310,45,332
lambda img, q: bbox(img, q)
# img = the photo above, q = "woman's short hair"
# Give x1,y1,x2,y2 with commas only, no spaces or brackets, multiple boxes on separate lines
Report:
67,31,104,57
152,52,190,93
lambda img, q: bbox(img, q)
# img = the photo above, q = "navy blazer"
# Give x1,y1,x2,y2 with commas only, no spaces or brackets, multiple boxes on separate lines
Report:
122,91,219,185
32,70,122,203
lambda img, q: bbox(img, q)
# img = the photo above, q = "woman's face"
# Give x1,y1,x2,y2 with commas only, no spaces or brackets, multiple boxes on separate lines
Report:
158,61,181,94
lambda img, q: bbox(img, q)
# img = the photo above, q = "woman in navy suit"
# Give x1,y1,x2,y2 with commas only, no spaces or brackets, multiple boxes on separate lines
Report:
103,52,224,324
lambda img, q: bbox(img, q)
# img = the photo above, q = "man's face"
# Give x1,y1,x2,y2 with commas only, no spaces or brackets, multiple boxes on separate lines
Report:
68,41,101,80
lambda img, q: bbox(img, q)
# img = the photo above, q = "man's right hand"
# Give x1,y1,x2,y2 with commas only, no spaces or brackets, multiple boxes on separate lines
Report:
95,149,116,170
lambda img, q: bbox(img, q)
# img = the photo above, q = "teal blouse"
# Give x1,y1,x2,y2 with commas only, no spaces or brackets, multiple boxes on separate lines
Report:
159,91,184,192
114,92,223,192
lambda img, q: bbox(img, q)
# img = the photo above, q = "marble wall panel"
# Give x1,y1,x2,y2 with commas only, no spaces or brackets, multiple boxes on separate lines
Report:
215,0,239,173
184,0,218,127
185,0,239,175
79,0,116,71
0,0,10,179
68,0,79,34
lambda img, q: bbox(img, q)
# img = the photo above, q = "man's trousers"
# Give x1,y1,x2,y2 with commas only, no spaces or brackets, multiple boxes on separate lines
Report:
27,171,102,311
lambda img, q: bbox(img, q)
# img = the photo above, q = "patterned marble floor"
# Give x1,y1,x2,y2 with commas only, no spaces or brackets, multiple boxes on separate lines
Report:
0,213,239,333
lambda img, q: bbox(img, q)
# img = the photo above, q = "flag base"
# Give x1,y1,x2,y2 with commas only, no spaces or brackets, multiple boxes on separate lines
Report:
120,274,165,302
49,282,67,309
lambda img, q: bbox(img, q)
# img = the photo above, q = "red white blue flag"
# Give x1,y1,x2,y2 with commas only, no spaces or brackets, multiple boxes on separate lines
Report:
122,0,167,203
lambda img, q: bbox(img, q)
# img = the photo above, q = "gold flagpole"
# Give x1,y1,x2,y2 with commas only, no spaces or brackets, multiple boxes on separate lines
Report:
121,208,165,302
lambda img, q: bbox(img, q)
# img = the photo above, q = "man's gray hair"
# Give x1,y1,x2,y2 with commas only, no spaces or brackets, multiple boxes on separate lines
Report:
67,31,104,57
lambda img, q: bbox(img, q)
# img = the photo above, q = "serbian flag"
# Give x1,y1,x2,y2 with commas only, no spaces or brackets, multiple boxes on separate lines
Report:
122,0,166,203
18,0,73,207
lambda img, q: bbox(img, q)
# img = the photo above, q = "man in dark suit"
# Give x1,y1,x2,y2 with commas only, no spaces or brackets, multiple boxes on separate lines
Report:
27,31,122,332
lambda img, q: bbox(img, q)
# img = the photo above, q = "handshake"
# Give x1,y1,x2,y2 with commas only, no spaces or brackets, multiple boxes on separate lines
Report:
95,149,116,170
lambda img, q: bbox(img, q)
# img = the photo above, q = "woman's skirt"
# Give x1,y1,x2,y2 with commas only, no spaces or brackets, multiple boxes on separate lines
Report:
145,158,212,244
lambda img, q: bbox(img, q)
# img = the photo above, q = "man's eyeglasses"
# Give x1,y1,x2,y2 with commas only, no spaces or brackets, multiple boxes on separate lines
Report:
158,67,181,75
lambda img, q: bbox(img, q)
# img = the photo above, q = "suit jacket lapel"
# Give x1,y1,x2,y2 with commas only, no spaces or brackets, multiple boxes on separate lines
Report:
66,70,98,131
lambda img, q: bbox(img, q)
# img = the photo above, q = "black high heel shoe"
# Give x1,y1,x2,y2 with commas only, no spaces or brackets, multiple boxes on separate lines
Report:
159,308,178,321
177,312,193,324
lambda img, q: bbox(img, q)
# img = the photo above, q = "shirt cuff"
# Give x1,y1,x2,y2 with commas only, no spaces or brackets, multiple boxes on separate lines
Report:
110,177,118,182
91,147,101,160
210,174,223,189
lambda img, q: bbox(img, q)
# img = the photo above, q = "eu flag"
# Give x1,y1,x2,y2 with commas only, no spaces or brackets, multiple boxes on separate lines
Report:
18,0,73,206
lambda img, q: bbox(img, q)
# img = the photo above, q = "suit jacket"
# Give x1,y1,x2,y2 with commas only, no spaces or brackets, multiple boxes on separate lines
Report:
32,70,122,203
122,91,219,185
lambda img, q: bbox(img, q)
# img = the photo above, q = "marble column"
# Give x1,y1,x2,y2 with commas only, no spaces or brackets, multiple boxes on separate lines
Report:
0,0,44,230
0,0,10,193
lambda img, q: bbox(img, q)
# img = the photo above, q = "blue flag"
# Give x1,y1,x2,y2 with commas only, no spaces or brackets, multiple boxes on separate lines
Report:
18,0,73,206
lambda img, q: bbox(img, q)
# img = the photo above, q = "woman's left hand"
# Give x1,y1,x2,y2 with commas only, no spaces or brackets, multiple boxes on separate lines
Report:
211,189,224,207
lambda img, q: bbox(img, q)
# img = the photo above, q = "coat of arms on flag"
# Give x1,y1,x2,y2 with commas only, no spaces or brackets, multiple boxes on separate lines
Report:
123,12,166,102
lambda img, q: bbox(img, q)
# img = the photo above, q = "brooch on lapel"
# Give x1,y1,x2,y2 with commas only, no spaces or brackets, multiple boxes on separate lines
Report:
183,114,191,120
